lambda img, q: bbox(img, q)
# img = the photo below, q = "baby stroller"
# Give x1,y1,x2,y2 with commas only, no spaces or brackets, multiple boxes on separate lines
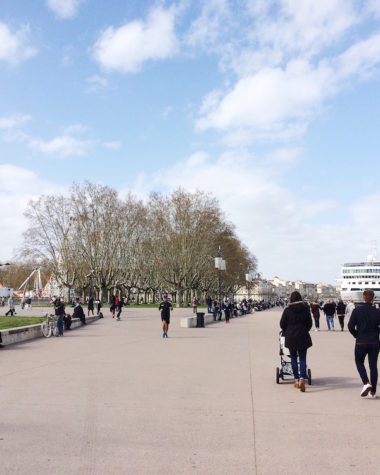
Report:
276,331,312,385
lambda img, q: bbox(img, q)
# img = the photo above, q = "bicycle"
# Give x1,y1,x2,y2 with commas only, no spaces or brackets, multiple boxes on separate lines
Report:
41,313,58,338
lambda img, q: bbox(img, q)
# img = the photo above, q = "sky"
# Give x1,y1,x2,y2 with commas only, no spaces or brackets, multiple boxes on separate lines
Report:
1,0,380,284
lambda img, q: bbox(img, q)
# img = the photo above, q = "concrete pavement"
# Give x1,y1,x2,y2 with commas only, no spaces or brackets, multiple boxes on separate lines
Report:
0,307,379,475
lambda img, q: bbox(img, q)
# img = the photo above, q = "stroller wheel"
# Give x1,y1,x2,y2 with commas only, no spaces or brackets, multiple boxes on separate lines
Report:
276,367,280,384
308,368,312,385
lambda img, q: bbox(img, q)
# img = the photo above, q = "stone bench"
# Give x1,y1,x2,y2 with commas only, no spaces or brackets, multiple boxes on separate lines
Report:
0,315,101,346
180,313,215,328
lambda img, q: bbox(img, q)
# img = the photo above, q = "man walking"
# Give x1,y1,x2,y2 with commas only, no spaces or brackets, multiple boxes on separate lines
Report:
223,297,232,324
159,294,173,338
348,290,380,398
336,299,347,331
5,296,16,316
54,297,65,337
116,297,124,321
323,299,336,331
311,300,321,331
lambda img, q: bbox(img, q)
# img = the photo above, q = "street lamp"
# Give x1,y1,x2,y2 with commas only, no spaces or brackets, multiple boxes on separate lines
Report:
215,246,226,320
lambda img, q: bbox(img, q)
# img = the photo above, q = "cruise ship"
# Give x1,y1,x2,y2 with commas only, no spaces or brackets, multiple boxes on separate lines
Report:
340,254,380,302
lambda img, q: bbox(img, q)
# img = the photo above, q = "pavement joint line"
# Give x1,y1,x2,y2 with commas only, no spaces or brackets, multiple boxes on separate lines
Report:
248,323,258,475
253,409,380,417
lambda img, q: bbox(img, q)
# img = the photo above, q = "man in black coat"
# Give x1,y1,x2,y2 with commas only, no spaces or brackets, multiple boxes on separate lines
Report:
323,299,336,331
73,299,86,324
336,300,347,331
348,290,380,398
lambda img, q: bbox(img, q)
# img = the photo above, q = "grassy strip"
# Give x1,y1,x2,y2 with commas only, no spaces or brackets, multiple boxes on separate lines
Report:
0,316,46,331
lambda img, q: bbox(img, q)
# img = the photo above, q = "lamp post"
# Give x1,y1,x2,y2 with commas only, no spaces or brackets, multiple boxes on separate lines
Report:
215,246,226,320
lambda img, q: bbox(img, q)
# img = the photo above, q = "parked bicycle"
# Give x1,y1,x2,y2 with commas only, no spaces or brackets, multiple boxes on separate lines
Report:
41,313,58,338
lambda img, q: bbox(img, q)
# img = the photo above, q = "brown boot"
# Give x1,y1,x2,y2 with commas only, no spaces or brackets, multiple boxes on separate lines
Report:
299,379,306,392
294,380,299,388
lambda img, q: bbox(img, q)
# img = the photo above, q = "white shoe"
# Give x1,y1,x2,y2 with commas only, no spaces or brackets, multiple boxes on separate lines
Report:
370,392,377,399
361,383,372,397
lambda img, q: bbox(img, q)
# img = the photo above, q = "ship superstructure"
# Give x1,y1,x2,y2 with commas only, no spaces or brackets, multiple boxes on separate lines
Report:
340,252,380,302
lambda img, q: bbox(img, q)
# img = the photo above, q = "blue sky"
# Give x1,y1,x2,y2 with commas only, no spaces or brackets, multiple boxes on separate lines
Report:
1,0,380,284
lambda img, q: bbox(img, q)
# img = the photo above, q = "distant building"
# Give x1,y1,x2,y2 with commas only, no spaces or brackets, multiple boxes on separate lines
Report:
234,276,339,302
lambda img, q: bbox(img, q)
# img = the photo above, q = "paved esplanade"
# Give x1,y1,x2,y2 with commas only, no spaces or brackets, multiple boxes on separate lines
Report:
0,308,378,474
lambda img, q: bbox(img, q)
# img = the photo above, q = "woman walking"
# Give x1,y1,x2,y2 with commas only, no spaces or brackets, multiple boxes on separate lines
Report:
280,291,313,392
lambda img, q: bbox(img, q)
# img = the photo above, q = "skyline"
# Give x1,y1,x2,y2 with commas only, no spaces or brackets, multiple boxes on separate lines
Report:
1,0,380,284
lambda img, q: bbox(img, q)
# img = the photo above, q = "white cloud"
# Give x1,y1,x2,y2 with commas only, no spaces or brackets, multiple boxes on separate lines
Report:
62,123,90,134
0,114,32,130
86,75,108,93
0,165,66,261
185,0,231,49
265,147,302,165
196,24,380,143
336,31,380,80
366,0,380,18
93,5,178,73
46,0,82,19
255,0,357,59
196,60,333,140
103,141,121,150
28,135,92,158
0,22,36,64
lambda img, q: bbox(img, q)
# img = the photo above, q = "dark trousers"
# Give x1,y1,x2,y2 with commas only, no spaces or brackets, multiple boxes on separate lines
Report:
290,349,307,380
57,314,64,336
225,309,230,322
337,314,345,330
5,309,15,316
313,316,320,329
355,342,379,393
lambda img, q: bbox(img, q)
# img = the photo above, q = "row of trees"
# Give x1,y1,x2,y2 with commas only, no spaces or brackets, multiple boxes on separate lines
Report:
14,183,257,306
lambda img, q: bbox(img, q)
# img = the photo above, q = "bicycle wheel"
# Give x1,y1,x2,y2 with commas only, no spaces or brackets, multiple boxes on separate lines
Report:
41,321,51,338
52,324,59,337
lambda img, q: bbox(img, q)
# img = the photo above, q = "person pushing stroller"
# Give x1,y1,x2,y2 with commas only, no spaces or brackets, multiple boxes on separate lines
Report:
280,291,313,392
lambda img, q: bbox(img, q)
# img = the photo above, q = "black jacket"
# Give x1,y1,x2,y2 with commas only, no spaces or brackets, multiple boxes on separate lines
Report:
54,300,65,316
323,302,336,316
311,303,321,318
348,303,380,343
73,304,85,320
336,301,346,315
280,302,313,351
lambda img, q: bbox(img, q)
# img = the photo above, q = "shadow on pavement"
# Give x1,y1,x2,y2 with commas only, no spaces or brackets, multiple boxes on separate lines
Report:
308,376,358,392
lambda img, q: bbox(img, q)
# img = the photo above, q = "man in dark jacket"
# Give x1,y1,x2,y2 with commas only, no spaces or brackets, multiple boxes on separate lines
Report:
336,300,347,331
311,301,321,331
323,300,336,331
116,297,124,321
348,290,380,398
54,297,65,337
280,291,312,392
73,299,86,324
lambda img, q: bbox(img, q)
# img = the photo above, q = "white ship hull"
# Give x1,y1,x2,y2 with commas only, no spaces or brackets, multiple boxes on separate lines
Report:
339,257,380,302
